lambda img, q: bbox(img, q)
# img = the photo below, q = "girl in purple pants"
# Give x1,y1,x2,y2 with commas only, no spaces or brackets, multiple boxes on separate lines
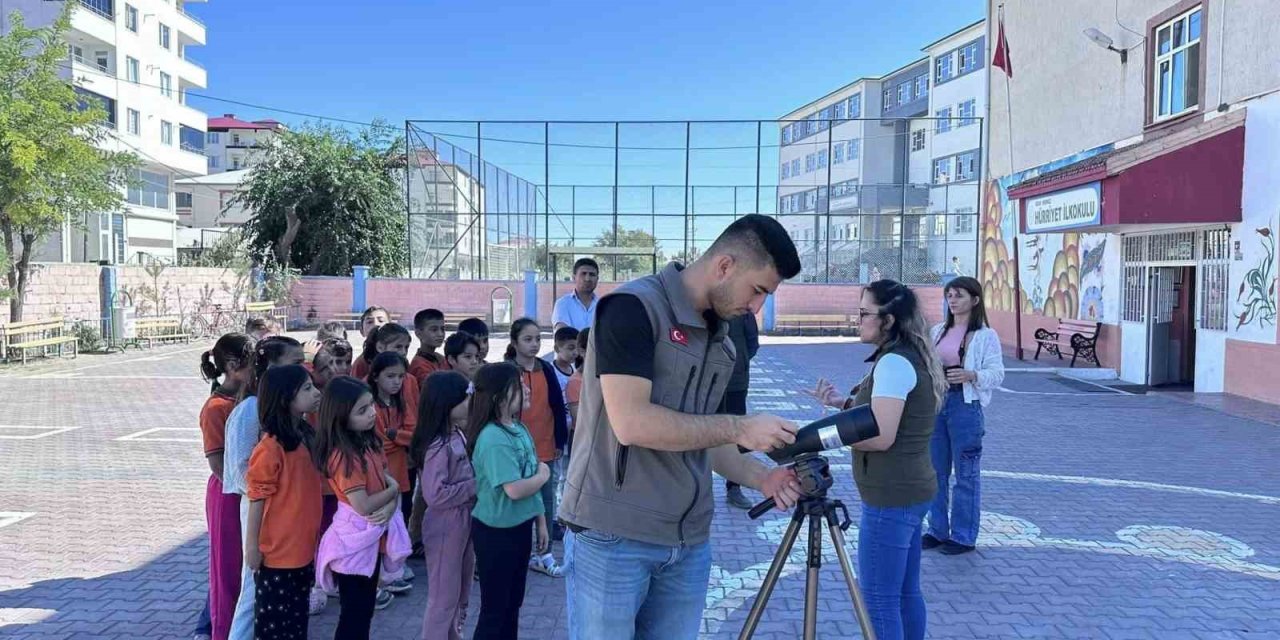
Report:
410,371,477,640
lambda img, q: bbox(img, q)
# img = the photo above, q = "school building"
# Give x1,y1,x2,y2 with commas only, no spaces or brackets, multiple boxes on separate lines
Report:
984,0,1280,403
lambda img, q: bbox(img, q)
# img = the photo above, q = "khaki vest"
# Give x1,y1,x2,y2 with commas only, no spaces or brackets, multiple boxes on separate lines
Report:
851,347,939,507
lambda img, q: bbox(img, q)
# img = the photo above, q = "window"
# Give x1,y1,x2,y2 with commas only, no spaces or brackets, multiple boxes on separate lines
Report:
780,162,789,179
782,125,793,145
882,87,894,108
209,155,220,170
1154,7,1203,121
817,108,830,131
790,158,800,176
68,43,83,62
955,151,977,181
915,75,928,99
126,108,140,135
126,56,139,83
911,129,926,152
817,150,828,169
159,24,171,50
804,191,818,210
125,4,138,32
176,192,193,208
232,133,242,145
779,196,789,214
233,157,243,170
804,154,816,172
159,72,172,98
935,107,952,133
933,157,951,184
935,53,954,83
127,169,169,209
955,216,975,234
160,120,173,146
934,215,948,236
834,144,844,164
847,139,860,161
897,82,910,104
94,50,110,72
74,87,116,128
848,93,862,119
958,99,976,126
806,115,818,136
959,42,982,74
834,101,846,119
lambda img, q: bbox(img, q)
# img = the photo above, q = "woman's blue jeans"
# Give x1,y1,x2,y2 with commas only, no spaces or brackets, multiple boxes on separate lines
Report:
927,388,985,546
858,500,930,640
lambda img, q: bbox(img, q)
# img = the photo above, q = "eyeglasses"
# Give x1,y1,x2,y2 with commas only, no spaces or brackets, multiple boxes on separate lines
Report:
857,310,880,320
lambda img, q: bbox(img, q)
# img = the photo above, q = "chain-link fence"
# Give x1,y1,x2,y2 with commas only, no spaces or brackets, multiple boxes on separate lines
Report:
404,118,982,284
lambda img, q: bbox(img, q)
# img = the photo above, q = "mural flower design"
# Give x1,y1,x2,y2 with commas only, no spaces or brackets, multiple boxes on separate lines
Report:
980,180,1016,312
1235,220,1277,330
1080,286,1104,321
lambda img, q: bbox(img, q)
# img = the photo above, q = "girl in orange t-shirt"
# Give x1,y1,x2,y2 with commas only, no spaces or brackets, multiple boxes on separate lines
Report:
313,376,402,640
197,332,254,640
244,365,323,640
351,308,393,379
367,350,417,593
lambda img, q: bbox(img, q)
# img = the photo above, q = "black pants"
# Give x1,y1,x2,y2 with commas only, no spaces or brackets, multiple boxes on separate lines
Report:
333,562,381,640
472,517,533,640
254,563,313,640
720,389,749,491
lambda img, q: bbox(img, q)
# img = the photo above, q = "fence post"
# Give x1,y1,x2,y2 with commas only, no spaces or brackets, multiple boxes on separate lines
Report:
100,264,118,341
763,292,777,332
352,265,369,313
523,269,538,323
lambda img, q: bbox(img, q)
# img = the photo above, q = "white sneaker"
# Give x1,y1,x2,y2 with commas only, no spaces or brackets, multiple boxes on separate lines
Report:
529,553,564,578
374,588,394,610
401,565,415,582
307,586,327,616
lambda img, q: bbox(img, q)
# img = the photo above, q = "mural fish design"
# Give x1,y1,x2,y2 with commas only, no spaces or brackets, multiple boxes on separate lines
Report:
1081,238,1107,279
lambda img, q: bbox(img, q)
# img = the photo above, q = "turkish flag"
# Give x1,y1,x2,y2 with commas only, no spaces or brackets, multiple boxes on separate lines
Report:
993,16,1013,78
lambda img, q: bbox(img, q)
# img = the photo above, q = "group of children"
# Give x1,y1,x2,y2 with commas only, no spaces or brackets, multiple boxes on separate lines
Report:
195,304,586,640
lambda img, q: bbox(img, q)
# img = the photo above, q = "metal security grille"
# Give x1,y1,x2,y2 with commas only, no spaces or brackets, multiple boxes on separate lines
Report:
403,118,983,283
1123,235,1145,262
1123,265,1146,322
1199,229,1231,331
1147,230,1196,262
1155,268,1176,323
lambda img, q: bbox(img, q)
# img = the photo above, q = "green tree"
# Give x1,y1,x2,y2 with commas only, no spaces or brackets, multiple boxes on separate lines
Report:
593,227,662,279
235,122,407,276
0,7,137,321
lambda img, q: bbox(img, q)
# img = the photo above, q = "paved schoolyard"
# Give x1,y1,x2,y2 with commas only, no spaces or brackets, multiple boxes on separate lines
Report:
0,336,1278,639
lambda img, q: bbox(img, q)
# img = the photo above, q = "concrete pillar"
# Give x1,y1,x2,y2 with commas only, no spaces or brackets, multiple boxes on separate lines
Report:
763,293,776,332
523,269,538,322
352,265,369,313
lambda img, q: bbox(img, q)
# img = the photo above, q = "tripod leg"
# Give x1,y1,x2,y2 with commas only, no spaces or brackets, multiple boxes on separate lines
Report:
824,513,877,640
738,510,805,640
803,513,822,640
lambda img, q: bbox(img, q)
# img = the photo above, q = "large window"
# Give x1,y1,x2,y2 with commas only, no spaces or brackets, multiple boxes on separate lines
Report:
911,129,926,152
159,72,172,98
804,153,816,172
933,158,951,184
935,107,952,133
935,53,954,83
847,139,860,161
954,151,977,181
126,56,139,83
958,99,976,126
915,75,928,99
180,124,206,153
160,120,173,146
957,42,981,74
882,87,894,109
834,101,846,120
782,125,793,145
847,93,862,119
126,108,140,135
125,4,138,31
1153,7,1202,121
790,158,800,176
897,82,910,105
817,149,828,169
159,24,171,49
128,169,169,209
176,192,193,208
74,87,116,129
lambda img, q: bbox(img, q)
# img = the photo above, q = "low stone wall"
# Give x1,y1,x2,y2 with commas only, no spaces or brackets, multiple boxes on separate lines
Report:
2,263,245,325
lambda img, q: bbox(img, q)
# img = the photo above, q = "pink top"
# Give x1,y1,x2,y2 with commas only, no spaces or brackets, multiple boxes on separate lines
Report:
315,501,412,592
937,326,966,367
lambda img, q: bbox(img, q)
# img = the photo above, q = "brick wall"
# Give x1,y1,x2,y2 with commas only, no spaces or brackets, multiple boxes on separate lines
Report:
3,263,103,323
1,263,244,325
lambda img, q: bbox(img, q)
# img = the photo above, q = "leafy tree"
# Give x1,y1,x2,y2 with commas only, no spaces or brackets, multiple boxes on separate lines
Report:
593,227,662,279
236,122,407,276
0,7,137,321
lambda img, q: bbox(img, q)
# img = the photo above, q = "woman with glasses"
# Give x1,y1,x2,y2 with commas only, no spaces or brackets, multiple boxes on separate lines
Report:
810,279,946,640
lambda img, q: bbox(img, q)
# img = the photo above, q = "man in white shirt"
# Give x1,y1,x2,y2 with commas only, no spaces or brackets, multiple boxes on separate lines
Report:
552,258,599,330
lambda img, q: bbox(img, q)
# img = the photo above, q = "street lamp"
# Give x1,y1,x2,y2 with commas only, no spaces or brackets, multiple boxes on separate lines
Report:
1083,27,1129,63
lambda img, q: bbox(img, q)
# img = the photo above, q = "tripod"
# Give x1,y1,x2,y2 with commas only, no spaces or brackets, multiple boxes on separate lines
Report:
738,454,876,640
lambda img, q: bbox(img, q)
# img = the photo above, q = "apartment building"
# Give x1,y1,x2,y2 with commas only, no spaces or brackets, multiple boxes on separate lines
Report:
8,0,210,265
983,0,1280,402
203,113,284,174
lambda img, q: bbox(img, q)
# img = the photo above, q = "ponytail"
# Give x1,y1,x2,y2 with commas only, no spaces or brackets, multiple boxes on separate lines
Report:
199,350,219,393
247,335,303,398
505,317,539,362
200,332,255,395
362,322,411,364
503,344,517,360
864,280,947,411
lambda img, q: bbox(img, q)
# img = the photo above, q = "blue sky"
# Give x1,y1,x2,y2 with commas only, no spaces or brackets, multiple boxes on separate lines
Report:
185,0,984,125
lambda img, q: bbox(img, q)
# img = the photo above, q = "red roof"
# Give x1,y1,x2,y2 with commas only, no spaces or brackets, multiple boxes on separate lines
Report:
207,114,282,131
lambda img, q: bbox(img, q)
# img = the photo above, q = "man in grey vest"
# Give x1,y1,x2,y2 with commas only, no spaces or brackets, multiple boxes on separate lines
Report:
560,214,805,639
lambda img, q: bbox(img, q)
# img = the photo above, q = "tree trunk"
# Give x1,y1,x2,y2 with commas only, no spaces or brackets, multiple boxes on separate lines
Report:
2,216,20,323
15,230,35,324
275,204,300,268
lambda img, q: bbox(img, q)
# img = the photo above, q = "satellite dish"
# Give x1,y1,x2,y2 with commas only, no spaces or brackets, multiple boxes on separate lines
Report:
1083,27,1115,50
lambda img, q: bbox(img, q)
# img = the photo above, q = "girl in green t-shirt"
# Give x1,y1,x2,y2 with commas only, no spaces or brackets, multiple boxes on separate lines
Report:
465,363,550,640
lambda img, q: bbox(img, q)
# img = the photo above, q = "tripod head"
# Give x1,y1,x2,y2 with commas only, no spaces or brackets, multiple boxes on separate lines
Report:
747,453,837,520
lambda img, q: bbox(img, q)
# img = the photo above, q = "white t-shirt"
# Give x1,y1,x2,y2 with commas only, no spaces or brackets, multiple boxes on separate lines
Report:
871,353,917,400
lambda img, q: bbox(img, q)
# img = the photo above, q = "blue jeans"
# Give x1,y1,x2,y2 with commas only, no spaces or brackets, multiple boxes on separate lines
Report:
858,501,930,640
227,498,255,640
927,389,985,546
564,529,711,640
540,456,562,539
194,597,211,635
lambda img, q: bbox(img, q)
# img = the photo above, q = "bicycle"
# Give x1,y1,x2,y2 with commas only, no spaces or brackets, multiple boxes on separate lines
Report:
187,304,240,340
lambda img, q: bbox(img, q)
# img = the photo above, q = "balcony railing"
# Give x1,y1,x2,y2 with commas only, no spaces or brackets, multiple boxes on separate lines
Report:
178,5,205,27
70,53,109,74
77,0,114,21
181,52,205,70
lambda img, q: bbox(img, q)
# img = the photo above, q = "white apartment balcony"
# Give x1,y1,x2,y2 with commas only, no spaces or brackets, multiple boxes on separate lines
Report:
176,51,207,89
174,5,207,46
70,0,118,46
68,56,117,101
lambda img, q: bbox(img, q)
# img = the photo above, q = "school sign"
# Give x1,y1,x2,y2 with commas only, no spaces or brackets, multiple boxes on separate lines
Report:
1024,182,1101,233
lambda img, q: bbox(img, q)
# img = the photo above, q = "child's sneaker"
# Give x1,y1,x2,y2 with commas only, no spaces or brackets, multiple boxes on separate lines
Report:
529,553,564,578
307,587,327,615
374,588,394,610
383,578,413,594
401,565,415,582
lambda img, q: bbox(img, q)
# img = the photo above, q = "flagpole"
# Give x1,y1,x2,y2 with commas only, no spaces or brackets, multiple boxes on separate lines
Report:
999,3,1026,360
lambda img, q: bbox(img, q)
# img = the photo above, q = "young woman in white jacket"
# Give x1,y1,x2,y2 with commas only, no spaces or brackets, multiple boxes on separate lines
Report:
923,276,1004,555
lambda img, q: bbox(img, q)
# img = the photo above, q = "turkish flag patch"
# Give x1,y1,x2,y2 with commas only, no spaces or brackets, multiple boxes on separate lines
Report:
669,328,688,346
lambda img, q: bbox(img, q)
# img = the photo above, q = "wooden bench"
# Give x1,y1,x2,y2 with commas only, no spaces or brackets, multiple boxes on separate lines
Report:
1034,319,1101,367
0,317,78,364
134,316,190,348
773,314,861,336
445,312,489,332
330,311,402,330
244,301,288,329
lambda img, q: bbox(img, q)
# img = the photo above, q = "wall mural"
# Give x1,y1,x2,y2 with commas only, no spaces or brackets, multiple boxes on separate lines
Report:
1234,218,1276,331
980,144,1114,320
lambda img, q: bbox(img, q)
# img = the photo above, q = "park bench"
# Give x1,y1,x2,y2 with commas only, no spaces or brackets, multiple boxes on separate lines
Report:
773,314,861,336
244,300,288,329
445,312,490,332
0,317,78,364
1034,319,1101,367
134,316,190,348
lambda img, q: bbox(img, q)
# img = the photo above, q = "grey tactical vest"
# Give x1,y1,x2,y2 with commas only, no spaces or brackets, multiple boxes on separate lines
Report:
560,263,735,547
